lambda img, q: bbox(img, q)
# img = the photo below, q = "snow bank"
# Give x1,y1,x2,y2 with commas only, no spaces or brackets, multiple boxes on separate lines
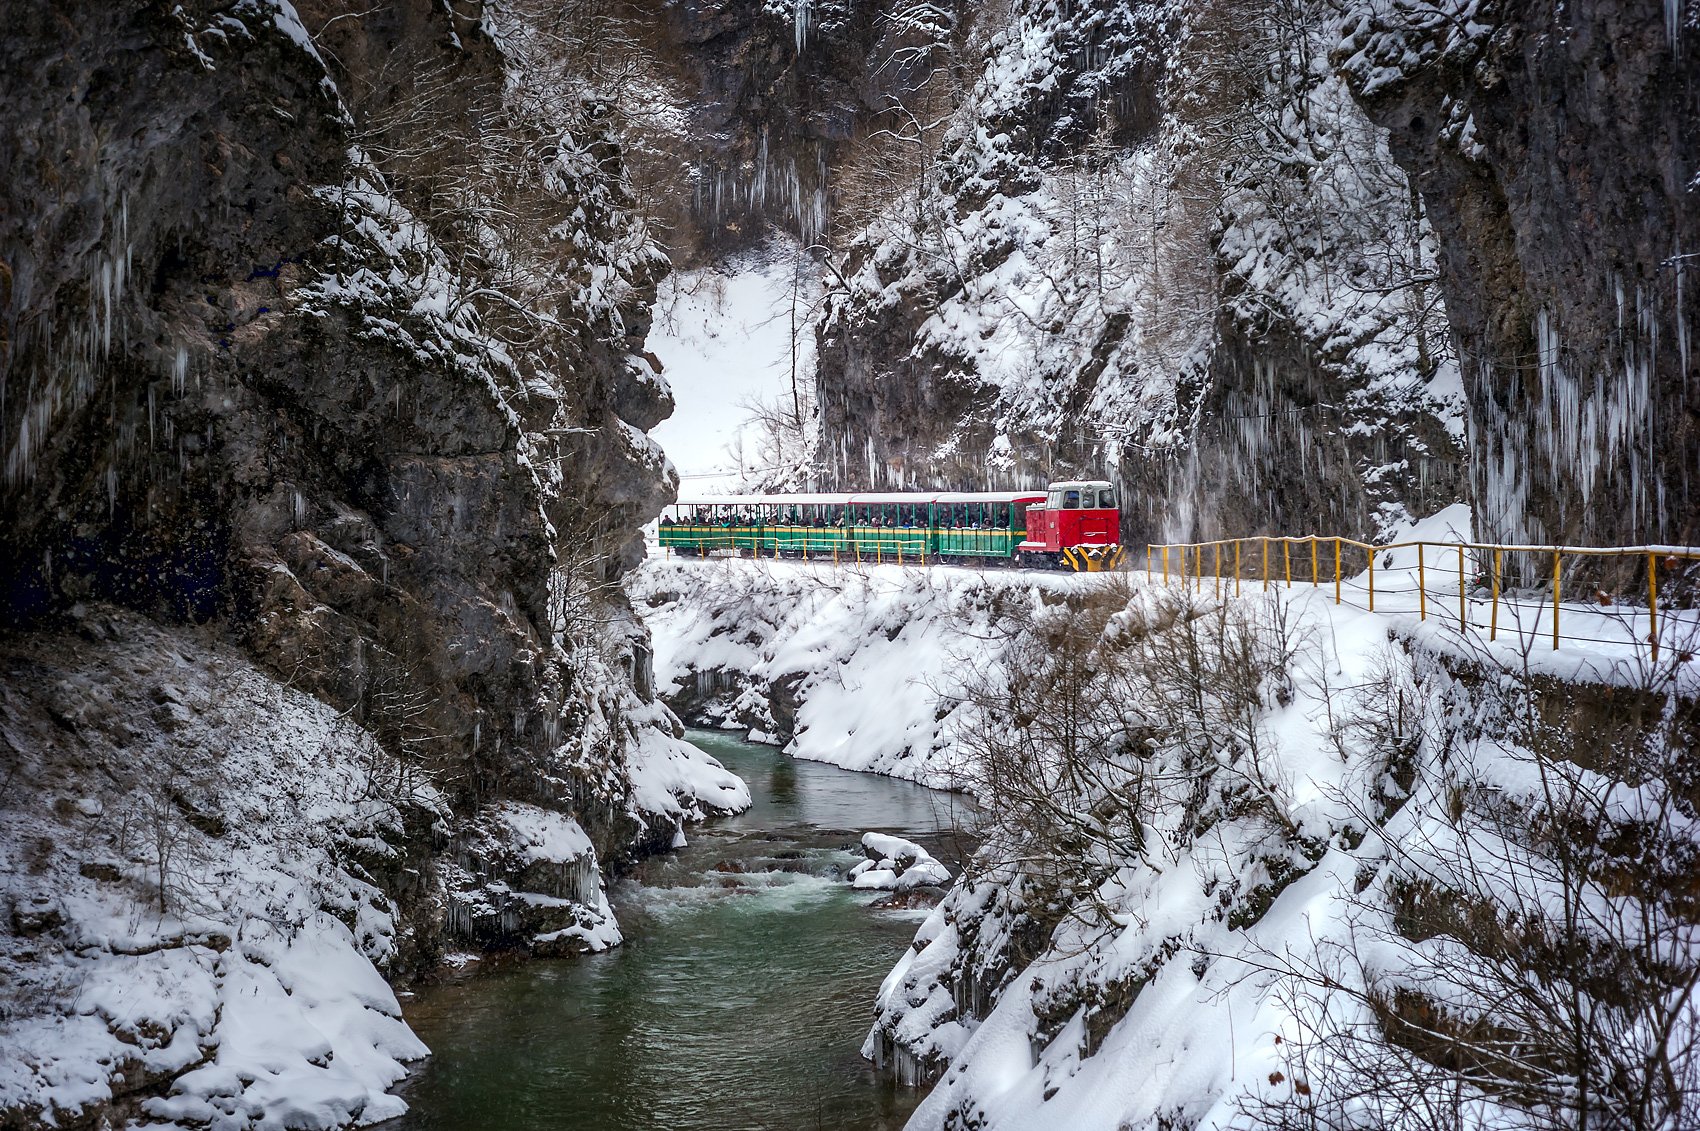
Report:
629,556,1111,787
0,610,440,1129
638,528,1698,1131
866,529,1699,1130
624,697,753,825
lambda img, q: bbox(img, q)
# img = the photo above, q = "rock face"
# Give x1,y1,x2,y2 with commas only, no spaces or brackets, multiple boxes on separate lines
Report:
804,0,1699,550
1338,0,1700,550
0,0,676,825
0,1,746,1124
622,0,961,262
807,0,1465,544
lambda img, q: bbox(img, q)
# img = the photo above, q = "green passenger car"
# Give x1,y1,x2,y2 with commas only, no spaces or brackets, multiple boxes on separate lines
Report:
655,491,1048,563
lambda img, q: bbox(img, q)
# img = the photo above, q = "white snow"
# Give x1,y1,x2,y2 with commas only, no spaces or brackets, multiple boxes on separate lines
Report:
0,612,440,1129
490,802,596,866
636,509,1700,1131
629,555,1111,787
648,245,819,493
850,833,953,891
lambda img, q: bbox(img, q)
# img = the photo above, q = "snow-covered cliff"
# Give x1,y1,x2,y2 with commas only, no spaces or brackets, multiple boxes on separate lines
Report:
809,0,1465,545
0,1,742,1125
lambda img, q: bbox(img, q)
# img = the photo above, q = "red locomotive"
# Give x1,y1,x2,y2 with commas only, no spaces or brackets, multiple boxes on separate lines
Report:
1018,480,1125,571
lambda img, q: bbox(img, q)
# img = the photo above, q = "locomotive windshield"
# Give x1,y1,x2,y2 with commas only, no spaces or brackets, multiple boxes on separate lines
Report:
1044,482,1115,509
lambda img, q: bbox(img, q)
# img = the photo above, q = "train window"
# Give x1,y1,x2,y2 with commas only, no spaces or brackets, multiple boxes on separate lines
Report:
1098,488,1116,508
1063,489,1081,509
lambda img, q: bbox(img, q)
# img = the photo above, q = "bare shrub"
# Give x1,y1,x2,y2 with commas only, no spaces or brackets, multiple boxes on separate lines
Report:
1255,632,1700,1131
955,584,1319,933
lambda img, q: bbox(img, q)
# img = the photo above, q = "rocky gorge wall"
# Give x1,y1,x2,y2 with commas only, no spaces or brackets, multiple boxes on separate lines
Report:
803,0,1468,545
1339,0,1700,550
799,0,1700,554
0,1,745,1125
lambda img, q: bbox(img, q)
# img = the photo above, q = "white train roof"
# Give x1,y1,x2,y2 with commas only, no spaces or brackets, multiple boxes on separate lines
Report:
672,490,1049,507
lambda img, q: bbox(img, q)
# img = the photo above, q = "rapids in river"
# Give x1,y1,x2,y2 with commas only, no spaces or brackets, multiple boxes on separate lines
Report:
390,729,971,1131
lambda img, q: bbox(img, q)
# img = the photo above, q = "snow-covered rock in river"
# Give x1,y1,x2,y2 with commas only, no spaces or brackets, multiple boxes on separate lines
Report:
849,833,952,892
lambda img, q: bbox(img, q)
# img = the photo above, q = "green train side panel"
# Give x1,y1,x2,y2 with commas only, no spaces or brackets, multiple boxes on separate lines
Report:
659,524,713,552
936,528,1022,558
659,524,749,553
665,521,1028,560
847,526,931,559
767,526,851,554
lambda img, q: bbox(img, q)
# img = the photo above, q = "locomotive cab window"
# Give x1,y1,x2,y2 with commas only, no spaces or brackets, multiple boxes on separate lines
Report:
1063,489,1081,509
1098,488,1116,508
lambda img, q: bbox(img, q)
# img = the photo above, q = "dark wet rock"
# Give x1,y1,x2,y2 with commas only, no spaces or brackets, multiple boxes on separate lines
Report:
1338,0,1700,549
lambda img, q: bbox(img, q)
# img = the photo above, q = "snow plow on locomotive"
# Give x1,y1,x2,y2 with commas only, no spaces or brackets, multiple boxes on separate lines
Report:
656,481,1125,572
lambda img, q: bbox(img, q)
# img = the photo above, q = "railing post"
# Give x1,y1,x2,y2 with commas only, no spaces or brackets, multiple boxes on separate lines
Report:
1214,543,1222,600
1162,545,1170,584
1311,537,1319,587
1234,540,1242,598
1489,547,1501,642
1335,539,1342,605
1649,552,1660,661
1417,543,1427,621
1551,549,1560,650
1283,540,1292,588
1147,545,1153,581
1458,544,1467,630
1263,538,1270,592
1368,546,1376,613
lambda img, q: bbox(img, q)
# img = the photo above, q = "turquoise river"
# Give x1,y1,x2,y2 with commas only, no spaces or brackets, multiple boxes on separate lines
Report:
388,729,972,1131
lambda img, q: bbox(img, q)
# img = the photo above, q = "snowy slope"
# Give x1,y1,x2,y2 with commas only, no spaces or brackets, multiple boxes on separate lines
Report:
633,525,1700,1131
0,611,441,1128
630,556,1112,786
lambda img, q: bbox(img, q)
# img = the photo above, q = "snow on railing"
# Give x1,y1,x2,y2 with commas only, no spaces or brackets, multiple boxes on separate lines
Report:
1145,536,1700,661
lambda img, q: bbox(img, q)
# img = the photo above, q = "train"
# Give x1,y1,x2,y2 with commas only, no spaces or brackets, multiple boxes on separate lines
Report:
655,480,1125,571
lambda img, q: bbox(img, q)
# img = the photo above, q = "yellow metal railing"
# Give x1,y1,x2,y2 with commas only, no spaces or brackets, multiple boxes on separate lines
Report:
1146,536,1700,658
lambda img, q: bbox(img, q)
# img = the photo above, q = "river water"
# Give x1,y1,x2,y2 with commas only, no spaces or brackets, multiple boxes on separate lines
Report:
389,730,972,1131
